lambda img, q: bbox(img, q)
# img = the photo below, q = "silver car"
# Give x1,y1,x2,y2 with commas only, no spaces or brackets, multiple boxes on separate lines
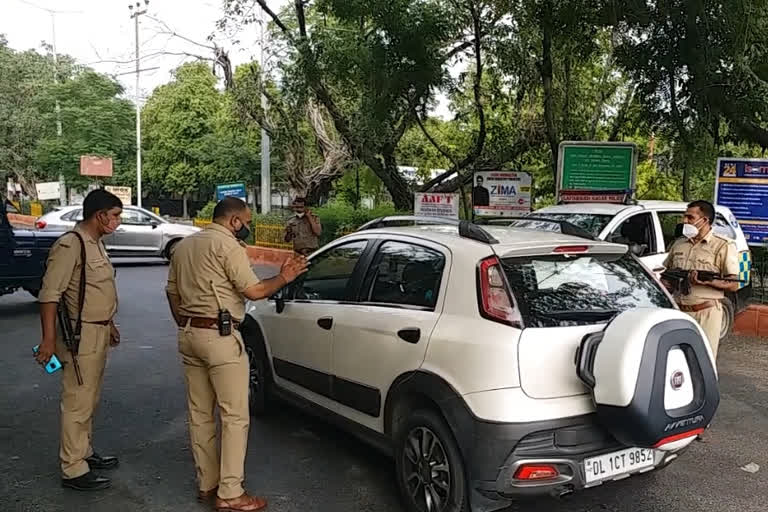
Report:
35,205,200,260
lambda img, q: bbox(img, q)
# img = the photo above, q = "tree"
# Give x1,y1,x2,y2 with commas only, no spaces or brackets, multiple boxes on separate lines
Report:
221,0,469,210
142,62,256,215
35,69,136,192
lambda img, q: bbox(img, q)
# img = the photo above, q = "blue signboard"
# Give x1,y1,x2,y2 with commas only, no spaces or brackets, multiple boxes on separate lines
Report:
715,158,768,246
216,183,247,201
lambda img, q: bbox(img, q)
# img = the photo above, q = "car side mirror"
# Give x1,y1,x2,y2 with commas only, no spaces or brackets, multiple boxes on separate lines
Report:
275,297,285,314
150,221,160,229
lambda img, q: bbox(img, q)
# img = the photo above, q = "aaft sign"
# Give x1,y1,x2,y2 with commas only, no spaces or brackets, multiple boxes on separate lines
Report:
472,171,532,217
414,192,460,219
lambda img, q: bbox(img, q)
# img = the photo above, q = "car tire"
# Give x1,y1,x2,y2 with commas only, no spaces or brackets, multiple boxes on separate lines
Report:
394,408,469,512
163,239,180,261
720,295,735,342
241,319,271,417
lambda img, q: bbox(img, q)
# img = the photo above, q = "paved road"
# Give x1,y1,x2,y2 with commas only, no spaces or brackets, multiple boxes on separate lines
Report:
1,263,766,512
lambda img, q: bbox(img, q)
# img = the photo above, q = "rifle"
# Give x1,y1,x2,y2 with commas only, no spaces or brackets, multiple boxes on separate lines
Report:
57,231,87,386
661,268,746,296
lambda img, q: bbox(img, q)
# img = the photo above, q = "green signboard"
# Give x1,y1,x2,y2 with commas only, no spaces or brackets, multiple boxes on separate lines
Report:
557,142,637,203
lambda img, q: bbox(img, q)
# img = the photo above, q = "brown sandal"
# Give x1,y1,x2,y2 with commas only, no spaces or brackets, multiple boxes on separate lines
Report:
197,486,218,502
215,493,267,511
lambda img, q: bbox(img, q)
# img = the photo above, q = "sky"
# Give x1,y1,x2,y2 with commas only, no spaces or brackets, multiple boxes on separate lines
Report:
1,0,451,117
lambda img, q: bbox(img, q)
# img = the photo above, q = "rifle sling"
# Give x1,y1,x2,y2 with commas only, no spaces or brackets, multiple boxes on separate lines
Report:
61,231,87,347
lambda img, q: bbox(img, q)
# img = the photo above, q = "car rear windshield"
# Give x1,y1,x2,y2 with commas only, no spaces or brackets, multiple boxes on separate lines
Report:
501,253,674,327
525,213,613,236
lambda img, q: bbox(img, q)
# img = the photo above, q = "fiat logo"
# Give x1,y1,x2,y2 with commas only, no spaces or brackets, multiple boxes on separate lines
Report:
671,371,685,390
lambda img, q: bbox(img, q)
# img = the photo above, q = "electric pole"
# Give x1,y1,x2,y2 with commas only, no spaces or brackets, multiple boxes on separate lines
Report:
129,1,149,208
49,12,66,205
259,8,271,214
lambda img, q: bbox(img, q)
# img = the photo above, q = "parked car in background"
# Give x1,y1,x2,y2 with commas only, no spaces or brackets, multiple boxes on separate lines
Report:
35,205,199,260
0,197,63,298
521,200,752,341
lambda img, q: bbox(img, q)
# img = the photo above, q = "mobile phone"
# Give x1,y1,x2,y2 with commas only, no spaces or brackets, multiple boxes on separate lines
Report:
32,345,63,374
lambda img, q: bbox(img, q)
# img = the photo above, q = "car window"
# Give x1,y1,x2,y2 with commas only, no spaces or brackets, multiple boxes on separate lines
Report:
121,209,152,225
525,212,613,236
63,209,83,221
291,240,368,301
502,253,674,328
360,241,445,309
607,213,656,256
657,211,682,250
713,213,737,240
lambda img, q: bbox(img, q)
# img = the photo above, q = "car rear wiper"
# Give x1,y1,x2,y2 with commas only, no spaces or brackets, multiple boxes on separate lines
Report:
539,309,620,321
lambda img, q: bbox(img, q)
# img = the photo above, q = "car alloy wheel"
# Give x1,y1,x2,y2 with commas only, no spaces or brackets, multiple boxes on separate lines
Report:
402,426,451,512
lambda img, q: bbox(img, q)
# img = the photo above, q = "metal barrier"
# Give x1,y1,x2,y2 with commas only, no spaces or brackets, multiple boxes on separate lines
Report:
192,219,292,249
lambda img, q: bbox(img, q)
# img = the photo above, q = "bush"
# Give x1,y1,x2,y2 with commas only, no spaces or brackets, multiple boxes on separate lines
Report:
312,201,407,244
195,201,217,220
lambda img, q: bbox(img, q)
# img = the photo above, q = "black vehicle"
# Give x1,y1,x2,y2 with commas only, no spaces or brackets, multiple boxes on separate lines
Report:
0,198,64,298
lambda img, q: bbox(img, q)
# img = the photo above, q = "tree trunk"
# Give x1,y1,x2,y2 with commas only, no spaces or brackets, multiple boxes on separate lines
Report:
540,2,559,184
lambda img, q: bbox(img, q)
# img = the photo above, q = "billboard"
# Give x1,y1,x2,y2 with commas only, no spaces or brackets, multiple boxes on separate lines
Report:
715,157,768,246
472,171,532,217
105,186,132,206
216,183,247,201
557,142,637,203
35,181,61,201
414,192,459,219
80,156,113,177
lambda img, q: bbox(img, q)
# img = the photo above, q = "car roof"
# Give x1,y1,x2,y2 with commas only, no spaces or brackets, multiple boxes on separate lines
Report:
347,224,628,255
535,200,735,215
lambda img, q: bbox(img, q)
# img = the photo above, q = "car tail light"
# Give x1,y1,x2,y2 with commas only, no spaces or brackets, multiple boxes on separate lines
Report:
478,256,520,326
513,464,560,481
35,220,46,229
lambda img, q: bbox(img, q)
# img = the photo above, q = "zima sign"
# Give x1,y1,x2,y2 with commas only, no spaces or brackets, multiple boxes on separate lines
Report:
414,192,460,219
472,171,532,217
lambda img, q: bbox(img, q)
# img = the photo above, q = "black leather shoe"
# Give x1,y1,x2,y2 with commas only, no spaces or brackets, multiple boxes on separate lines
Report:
62,471,111,491
86,453,119,470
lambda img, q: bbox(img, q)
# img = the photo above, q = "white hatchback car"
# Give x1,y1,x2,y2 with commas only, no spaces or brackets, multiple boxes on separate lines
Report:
241,220,720,512
523,200,753,340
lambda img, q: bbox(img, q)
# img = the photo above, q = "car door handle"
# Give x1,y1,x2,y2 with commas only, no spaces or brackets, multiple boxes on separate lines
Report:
653,267,665,273
317,317,333,330
397,328,421,344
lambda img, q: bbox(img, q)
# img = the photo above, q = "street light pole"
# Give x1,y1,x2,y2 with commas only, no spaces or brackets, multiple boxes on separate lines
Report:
129,1,149,208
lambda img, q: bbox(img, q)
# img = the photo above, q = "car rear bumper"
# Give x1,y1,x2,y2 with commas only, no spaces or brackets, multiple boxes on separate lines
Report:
460,414,685,511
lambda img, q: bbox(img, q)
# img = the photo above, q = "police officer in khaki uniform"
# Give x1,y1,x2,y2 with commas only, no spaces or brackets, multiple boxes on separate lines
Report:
662,200,740,360
35,189,123,491
284,196,322,256
166,197,307,512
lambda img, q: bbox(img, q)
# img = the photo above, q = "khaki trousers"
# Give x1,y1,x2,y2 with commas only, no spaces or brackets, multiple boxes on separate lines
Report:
55,323,110,479
683,301,723,360
178,324,250,500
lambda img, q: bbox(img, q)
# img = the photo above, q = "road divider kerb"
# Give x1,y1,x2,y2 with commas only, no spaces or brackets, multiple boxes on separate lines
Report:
733,304,768,338
245,246,292,268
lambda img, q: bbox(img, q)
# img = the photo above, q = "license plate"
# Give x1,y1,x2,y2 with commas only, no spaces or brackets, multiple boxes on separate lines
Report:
583,447,655,484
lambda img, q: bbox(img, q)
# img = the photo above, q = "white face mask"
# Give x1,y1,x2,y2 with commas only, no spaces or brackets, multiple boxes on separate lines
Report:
682,222,700,239
297,212,305,218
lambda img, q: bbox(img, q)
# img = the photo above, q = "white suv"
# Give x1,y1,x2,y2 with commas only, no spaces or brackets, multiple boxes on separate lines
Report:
525,200,753,340
241,221,719,512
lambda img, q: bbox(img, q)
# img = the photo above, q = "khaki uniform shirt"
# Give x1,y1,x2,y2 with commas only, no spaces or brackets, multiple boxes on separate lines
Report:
166,223,260,321
663,230,739,305
39,225,118,322
285,214,320,251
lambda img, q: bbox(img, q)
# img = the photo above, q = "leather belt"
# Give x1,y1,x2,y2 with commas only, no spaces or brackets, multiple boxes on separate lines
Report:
83,320,111,326
678,301,716,313
179,316,241,331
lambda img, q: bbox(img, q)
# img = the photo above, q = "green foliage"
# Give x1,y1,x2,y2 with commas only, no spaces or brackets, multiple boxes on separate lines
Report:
311,199,406,244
